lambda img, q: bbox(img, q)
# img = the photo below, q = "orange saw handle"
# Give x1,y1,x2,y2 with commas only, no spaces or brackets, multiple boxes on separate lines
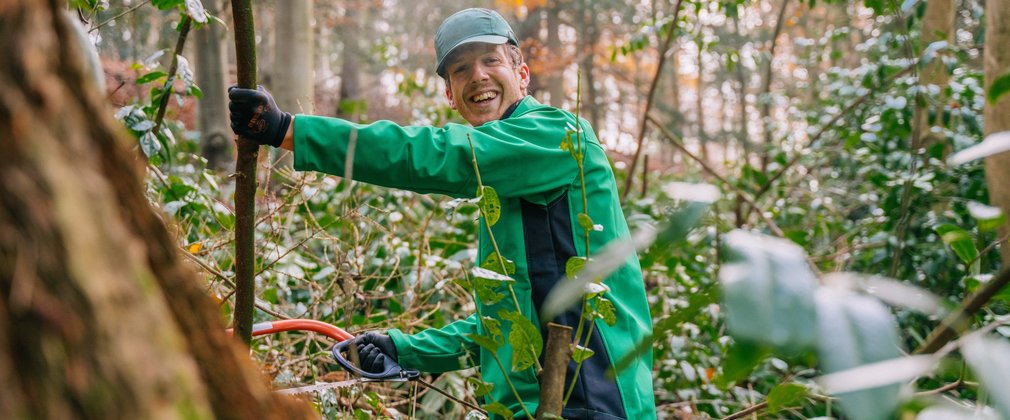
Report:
227,319,354,342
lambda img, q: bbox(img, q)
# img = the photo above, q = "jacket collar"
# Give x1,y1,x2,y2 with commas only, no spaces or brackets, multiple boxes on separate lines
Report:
500,95,540,120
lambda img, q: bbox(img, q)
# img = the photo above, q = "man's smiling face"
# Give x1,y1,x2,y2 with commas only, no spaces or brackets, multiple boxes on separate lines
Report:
443,43,529,126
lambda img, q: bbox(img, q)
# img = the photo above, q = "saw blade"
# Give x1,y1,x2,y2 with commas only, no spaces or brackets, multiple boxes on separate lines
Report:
274,378,369,395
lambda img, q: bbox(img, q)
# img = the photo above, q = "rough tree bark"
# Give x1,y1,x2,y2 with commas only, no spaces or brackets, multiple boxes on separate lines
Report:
195,0,233,171
984,0,1010,265
0,1,313,418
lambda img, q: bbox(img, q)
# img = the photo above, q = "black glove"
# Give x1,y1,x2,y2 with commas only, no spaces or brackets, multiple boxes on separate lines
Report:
227,85,291,147
351,333,398,374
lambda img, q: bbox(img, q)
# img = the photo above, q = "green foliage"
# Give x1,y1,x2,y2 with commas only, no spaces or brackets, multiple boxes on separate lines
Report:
483,401,514,420
571,345,595,363
467,377,495,397
988,72,1010,104
499,310,543,372
479,186,501,227
766,383,809,413
720,231,819,349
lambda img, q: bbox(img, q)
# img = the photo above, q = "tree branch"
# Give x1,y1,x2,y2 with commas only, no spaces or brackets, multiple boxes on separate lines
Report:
621,0,685,202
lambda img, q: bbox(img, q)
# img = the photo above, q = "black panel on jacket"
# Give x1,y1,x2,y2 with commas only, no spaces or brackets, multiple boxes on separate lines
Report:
520,195,627,419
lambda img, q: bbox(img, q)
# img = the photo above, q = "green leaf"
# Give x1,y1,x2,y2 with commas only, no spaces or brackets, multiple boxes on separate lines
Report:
467,333,502,352
715,340,770,389
188,84,204,99
483,401,514,420
934,224,978,264
988,71,1010,105
151,0,183,11
767,383,809,413
467,377,495,397
655,200,711,244
571,345,595,363
499,310,543,372
481,253,516,275
815,288,902,420
473,277,506,306
565,256,587,278
963,335,1010,419
135,70,167,85
594,296,617,326
578,213,594,232
719,231,819,349
967,201,1007,232
479,186,501,227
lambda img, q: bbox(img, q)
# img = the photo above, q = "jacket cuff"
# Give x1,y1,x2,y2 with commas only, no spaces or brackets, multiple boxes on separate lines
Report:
387,328,415,367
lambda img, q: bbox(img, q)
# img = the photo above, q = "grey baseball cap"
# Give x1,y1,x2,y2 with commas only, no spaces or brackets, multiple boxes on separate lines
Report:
435,8,518,77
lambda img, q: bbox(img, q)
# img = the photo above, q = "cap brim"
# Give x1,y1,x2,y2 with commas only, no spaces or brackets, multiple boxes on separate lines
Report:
436,35,512,76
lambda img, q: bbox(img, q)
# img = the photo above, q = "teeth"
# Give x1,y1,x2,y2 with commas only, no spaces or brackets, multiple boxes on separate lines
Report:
471,91,497,102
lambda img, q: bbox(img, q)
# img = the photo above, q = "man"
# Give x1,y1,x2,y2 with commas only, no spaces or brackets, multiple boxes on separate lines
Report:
229,8,654,419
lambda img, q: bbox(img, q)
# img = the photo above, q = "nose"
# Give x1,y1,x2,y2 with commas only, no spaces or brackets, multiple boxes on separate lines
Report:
470,62,490,82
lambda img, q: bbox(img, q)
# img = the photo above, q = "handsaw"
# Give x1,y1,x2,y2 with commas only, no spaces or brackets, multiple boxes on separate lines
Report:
275,337,420,395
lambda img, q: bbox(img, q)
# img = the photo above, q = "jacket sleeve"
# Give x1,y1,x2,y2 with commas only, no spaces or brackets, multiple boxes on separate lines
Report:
292,109,581,198
387,314,480,373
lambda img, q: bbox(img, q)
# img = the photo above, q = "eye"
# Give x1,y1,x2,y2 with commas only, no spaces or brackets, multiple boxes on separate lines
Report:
452,64,468,74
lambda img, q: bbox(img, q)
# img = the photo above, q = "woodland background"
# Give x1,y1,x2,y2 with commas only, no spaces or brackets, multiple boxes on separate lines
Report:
2,0,1010,418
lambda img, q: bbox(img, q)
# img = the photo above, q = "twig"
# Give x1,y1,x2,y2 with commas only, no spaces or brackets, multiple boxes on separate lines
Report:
88,0,152,33
914,267,1010,354
151,16,193,138
722,401,767,420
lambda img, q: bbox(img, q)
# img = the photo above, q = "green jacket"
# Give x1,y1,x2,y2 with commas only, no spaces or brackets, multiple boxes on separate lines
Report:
294,96,655,419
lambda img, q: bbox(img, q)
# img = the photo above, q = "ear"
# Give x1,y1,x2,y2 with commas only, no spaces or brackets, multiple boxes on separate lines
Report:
444,83,457,110
517,63,530,93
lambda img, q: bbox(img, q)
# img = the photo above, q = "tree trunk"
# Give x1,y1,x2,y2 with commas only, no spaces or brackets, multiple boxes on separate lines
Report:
731,13,751,159
338,1,362,120
516,5,544,98
579,0,601,129
273,0,314,166
0,2,313,418
196,0,233,171
984,0,1010,265
914,0,954,152
546,2,565,107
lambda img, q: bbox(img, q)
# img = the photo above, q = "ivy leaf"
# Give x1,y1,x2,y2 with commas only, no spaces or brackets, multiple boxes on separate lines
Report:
715,340,771,389
467,333,502,352
919,40,948,68
467,377,495,397
577,213,594,233
135,70,167,85
934,224,978,264
594,296,617,326
499,310,543,372
767,383,809,413
472,278,506,306
962,335,1010,419
139,130,161,158
483,401,514,420
571,345,595,363
815,288,903,420
719,230,819,349
565,256,587,278
481,253,516,275
988,71,1010,105
479,186,501,227
184,0,208,23
471,266,514,283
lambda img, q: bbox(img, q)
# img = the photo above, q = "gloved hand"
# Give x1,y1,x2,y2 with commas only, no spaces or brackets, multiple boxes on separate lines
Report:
352,333,398,374
227,85,291,147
